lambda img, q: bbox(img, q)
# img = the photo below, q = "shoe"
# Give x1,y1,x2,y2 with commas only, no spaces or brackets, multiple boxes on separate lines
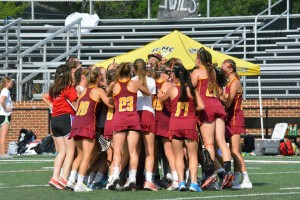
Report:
48,178,64,190
178,181,186,191
232,180,253,190
189,182,202,192
222,172,234,188
201,174,218,189
166,180,179,191
0,154,13,159
144,181,158,191
66,180,76,190
74,183,93,192
166,173,173,182
124,178,136,191
88,182,102,190
58,177,67,188
207,181,222,191
111,175,120,185
106,177,115,190
231,179,240,188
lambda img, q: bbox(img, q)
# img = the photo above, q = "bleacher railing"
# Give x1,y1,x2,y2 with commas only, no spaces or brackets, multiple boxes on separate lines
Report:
0,18,22,69
254,0,290,52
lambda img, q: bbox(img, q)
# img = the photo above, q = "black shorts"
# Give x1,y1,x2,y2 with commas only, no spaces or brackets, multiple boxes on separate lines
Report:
51,114,72,137
0,115,11,126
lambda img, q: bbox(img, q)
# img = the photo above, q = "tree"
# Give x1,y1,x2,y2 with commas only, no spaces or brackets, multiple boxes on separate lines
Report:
0,2,29,19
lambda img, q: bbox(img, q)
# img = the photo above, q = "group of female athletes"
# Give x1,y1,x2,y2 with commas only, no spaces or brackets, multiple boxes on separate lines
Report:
42,47,252,193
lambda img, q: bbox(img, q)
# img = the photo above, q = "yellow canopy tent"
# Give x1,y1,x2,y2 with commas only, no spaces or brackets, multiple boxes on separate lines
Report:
95,30,264,137
95,30,260,76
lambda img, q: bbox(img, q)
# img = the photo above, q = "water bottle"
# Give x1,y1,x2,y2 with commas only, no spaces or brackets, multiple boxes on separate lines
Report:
293,124,298,136
288,124,293,136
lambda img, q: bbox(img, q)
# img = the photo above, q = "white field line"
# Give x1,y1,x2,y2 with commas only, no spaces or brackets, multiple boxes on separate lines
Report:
245,160,300,164
251,171,300,175
0,169,51,173
158,191,300,200
0,184,49,189
280,187,300,190
0,159,53,162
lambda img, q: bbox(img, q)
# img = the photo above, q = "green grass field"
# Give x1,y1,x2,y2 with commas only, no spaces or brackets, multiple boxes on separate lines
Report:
0,155,300,200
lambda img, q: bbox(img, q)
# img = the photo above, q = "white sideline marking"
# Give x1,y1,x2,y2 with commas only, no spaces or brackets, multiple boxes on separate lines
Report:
42,167,54,170
280,187,300,190
158,191,300,200
0,169,51,173
0,159,53,162
245,160,300,164
251,171,300,175
0,184,48,189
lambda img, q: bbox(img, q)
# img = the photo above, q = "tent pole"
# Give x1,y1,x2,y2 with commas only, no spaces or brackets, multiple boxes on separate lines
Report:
258,76,264,139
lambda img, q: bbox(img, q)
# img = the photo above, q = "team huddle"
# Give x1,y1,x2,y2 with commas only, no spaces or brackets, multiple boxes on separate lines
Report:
42,47,253,193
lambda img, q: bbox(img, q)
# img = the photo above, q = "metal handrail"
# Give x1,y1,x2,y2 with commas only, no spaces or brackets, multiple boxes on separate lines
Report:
16,17,82,101
254,0,290,52
211,25,247,58
0,18,22,69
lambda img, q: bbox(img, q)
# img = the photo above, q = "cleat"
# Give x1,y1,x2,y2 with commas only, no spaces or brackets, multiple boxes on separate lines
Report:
88,182,102,190
48,177,64,190
201,174,218,189
66,180,76,190
178,181,186,191
189,182,202,192
232,180,253,190
124,178,136,191
166,180,179,191
144,181,158,191
74,183,93,192
207,181,222,191
231,179,240,188
58,177,67,188
166,173,173,182
222,172,234,188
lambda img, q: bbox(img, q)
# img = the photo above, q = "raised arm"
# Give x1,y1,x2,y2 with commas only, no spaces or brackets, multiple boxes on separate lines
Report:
220,80,241,108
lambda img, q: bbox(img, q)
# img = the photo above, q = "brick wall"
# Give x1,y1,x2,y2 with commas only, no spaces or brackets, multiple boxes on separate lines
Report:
5,99,300,145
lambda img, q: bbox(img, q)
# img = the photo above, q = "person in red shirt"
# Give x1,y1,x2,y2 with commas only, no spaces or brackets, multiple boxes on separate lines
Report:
42,64,78,190
220,59,252,190
191,47,234,189
109,62,150,190
68,70,113,192
158,63,204,192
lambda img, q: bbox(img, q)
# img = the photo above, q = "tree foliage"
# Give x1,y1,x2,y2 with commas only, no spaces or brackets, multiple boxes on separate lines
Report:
0,0,299,20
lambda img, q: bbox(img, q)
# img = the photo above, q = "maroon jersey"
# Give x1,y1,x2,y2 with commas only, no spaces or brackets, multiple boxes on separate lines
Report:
197,78,226,123
71,87,99,131
169,85,197,131
153,80,171,123
224,77,245,134
104,107,114,139
113,80,141,131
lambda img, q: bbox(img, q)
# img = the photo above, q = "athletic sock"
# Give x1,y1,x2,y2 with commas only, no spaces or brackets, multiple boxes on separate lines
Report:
172,171,179,182
242,171,250,182
112,167,120,177
145,172,153,182
92,172,104,184
129,170,137,180
224,161,231,174
77,174,84,187
88,172,96,184
216,168,225,180
234,172,241,182
69,170,77,183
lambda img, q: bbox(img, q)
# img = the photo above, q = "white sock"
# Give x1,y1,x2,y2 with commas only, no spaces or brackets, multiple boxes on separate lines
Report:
242,171,250,182
112,167,120,177
68,170,77,183
234,172,241,182
129,170,137,180
185,169,190,182
88,172,96,184
145,172,153,182
77,174,84,187
172,171,178,181
92,172,104,184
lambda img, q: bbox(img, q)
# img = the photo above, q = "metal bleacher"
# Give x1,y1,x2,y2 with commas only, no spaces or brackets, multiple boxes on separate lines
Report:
1,1,300,101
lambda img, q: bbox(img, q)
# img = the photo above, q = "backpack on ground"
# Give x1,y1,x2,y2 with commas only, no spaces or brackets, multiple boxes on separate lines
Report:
7,141,18,155
34,135,56,154
280,140,294,156
17,129,37,155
